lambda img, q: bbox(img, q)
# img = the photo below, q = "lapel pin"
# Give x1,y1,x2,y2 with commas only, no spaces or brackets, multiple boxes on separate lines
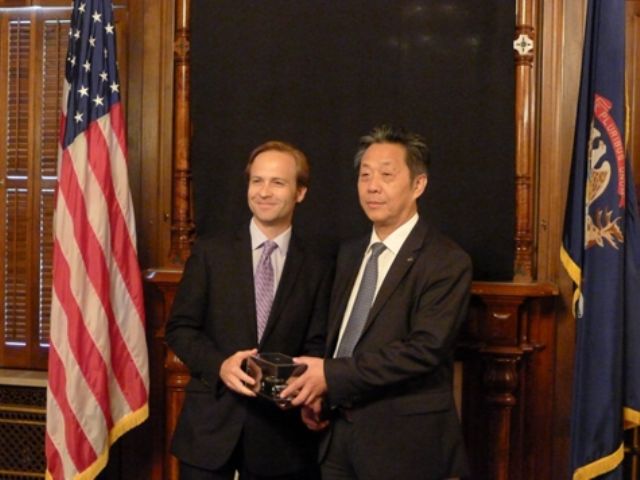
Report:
406,257,414,262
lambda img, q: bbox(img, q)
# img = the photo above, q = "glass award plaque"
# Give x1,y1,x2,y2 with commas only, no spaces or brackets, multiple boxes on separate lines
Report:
245,353,307,408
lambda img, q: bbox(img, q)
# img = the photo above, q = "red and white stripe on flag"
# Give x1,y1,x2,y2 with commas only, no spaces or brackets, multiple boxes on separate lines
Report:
45,2,149,479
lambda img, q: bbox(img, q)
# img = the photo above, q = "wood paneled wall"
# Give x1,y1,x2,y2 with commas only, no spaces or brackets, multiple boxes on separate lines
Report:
125,1,612,479
628,1,640,187
537,1,586,477
125,0,175,270
114,1,175,478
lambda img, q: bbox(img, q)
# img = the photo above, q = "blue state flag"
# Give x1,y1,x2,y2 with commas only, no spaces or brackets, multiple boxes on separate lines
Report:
561,0,640,478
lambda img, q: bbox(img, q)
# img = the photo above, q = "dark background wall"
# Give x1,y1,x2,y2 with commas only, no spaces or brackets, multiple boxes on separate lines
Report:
190,0,515,280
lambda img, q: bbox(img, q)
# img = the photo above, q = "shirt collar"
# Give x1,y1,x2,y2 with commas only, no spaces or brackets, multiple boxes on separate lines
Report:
250,218,292,254
369,213,419,255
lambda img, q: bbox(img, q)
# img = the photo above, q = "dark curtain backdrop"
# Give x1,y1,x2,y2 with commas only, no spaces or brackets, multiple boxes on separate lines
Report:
190,0,515,280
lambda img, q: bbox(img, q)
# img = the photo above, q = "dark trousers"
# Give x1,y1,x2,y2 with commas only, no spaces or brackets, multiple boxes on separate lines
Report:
320,417,358,480
180,462,319,480
179,433,320,480
321,417,458,480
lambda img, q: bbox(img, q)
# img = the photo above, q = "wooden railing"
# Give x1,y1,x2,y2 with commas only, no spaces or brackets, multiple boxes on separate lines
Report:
144,271,558,480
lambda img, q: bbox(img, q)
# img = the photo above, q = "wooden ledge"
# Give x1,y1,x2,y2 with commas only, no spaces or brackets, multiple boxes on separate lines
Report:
471,281,559,298
144,267,183,284
0,369,47,388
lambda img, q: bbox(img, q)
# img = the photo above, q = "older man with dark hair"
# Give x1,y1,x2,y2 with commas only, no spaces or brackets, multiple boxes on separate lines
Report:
283,125,472,480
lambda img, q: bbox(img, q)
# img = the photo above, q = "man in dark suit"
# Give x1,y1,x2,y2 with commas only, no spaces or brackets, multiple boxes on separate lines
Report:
282,126,472,480
165,141,332,480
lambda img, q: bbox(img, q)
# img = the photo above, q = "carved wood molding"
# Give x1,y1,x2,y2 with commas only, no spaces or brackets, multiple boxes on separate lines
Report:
513,0,539,282
167,0,540,281
145,268,559,480
143,268,183,480
461,281,558,479
168,0,195,266
159,1,550,478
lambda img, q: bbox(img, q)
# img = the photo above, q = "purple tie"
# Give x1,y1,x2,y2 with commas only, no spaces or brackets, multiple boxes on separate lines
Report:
255,240,278,341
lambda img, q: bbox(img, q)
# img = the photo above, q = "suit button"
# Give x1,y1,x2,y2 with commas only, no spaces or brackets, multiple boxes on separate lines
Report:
338,407,354,422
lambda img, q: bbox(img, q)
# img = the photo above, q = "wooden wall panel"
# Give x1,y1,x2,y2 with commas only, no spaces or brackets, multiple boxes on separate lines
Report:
116,0,175,478
536,1,587,478
628,0,640,190
625,3,640,474
136,0,640,479
125,0,175,270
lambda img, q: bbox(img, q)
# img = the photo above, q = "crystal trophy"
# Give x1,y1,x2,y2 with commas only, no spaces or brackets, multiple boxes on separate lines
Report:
245,353,307,408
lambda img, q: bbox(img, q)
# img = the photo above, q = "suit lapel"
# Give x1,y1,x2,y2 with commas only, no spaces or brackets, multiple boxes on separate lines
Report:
235,227,259,344
363,221,429,334
327,237,369,351
260,233,304,343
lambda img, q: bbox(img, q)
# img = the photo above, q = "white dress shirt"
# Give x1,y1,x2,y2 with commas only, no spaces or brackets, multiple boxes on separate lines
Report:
333,213,419,356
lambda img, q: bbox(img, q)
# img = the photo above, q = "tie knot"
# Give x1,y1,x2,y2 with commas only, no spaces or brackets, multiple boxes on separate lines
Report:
261,240,278,257
369,242,386,259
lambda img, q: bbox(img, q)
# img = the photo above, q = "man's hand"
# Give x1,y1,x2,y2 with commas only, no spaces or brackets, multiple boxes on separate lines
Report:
219,348,258,397
301,398,330,431
280,356,327,407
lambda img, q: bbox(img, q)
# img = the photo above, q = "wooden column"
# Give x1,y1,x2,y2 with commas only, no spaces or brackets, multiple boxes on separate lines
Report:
460,282,558,480
168,0,194,265
162,1,194,471
483,353,521,480
164,340,189,479
513,0,538,281
144,268,184,480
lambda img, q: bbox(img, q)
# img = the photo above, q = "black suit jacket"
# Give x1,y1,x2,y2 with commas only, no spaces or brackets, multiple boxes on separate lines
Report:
323,220,472,480
165,226,332,474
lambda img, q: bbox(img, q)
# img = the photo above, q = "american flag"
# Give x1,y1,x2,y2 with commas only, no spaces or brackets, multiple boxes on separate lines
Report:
45,1,149,478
